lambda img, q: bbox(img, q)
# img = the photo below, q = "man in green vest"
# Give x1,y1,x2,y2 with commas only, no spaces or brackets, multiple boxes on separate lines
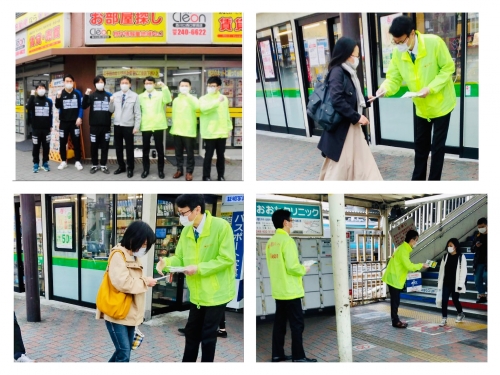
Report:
266,209,316,363
376,15,456,181
139,76,172,179
156,194,235,362
382,229,429,328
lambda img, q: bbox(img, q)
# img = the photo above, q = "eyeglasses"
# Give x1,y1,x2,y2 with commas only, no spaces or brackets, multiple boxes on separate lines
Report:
177,209,192,217
391,35,409,45
207,85,218,88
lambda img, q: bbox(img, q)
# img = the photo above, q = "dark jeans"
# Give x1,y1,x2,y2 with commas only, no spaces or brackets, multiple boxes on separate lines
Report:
174,135,195,173
14,313,26,360
203,138,226,179
142,130,165,172
272,298,306,360
90,126,110,166
441,285,462,318
114,125,135,171
105,320,135,362
412,110,452,181
388,284,403,325
474,264,488,295
32,128,50,164
183,303,227,362
59,121,81,162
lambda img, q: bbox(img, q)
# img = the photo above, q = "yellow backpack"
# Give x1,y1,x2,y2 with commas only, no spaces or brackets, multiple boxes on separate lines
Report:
96,249,133,320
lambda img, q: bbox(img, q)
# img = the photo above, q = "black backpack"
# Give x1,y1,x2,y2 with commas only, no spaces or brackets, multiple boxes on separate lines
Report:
306,68,346,132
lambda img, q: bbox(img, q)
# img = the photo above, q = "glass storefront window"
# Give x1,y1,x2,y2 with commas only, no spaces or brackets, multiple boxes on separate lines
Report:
301,20,330,95
464,13,479,150
116,194,143,244
36,205,45,296
16,80,25,135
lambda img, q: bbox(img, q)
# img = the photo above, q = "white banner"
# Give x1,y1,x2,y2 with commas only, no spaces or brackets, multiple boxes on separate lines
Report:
167,12,212,44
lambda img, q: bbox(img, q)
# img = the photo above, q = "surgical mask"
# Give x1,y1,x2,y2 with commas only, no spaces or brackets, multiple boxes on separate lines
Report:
396,39,410,53
37,89,46,96
478,227,486,234
207,87,216,94
180,215,194,227
447,247,454,253
135,247,147,258
179,87,190,95
349,57,359,69
121,84,130,92
65,83,74,90
145,84,155,92
95,83,105,91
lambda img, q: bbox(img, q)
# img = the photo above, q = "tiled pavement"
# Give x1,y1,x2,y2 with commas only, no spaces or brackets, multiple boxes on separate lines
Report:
257,133,479,181
256,301,487,362
16,149,242,181
14,294,243,362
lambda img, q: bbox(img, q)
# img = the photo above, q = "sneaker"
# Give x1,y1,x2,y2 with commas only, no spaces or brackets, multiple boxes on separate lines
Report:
16,354,35,362
455,312,465,323
33,163,39,173
42,162,50,171
439,318,447,327
75,161,83,171
101,166,110,174
90,166,99,174
58,161,67,170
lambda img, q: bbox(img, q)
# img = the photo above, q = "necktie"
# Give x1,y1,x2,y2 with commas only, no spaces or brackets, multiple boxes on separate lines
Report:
410,52,416,63
194,229,199,242
122,94,126,107
149,93,152,99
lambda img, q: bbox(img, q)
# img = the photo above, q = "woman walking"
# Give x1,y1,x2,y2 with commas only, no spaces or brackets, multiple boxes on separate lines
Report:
317,37,383,180
436,238,467,326
96,221,157,362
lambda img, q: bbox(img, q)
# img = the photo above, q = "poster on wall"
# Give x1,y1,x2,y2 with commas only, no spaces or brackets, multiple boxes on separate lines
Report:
256,201,323,237
307,38,320,67
257,36,278,82
167,12,212,44
378,13,402,77
54,203,76,252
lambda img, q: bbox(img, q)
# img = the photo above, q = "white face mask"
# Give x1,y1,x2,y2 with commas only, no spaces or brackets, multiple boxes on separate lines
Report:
180,214,195,227
121,84,130,92
65,83,74,90
179,86,190,95
478,227,486,234
135,247,147,258
349,57,359,69
145,84,155,92
37,89,46,96
95,83,105,91
207,87,216,94
447,247,455,253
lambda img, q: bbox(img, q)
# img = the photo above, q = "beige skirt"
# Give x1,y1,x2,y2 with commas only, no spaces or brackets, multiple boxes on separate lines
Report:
319,124,383,181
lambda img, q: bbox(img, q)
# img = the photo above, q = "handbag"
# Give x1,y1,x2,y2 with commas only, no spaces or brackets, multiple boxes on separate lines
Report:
96,249,133,320
306,68,346,132
131,328,144,350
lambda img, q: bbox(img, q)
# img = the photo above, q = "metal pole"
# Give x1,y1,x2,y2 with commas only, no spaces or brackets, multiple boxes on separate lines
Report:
328,194,353,362
20,194,41,322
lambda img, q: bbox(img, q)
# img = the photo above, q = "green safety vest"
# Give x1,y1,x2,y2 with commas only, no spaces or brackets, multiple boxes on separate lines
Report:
139,86,172,131
382,241,423,289
199,93,233,139
170,94,199,138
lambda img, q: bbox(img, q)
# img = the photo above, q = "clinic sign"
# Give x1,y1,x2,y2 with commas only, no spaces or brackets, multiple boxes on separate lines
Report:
167,13,212,44
26,13,70,56
256,201,323,237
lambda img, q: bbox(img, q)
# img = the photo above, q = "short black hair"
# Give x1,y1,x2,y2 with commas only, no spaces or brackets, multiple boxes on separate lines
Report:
120,220,156,253
63,74,74,82
207,76,222,86
143,76,156,84
179,78,192,86
446,238,461,255
328,36,359,69
405,229,419,243
36,83,47,90
272,209,291,230
120,76,132,84
93,75,106,86
388,15,415,38
477,217,487,225
176,194,206,214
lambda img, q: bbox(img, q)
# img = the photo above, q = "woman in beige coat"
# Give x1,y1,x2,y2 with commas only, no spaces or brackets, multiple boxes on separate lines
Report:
96,221,157,362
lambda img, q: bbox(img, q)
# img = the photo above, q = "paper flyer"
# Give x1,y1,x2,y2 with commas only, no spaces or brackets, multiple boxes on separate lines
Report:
425,260,437,268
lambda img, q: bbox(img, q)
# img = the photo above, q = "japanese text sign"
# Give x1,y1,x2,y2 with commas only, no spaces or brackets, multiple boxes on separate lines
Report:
55,206,73,250
27,13,70,55
167,13,212,44
389,217,416,248
16,12,53,32
212,13,242,44
103,69,160,79
16,30,27,59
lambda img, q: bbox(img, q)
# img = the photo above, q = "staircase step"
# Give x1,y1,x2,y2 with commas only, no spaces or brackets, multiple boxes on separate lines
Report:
423,272,475,282
397,299,488,321
400,292,487,311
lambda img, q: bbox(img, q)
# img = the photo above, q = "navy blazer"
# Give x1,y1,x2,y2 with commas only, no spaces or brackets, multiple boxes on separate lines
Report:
317,65,370,162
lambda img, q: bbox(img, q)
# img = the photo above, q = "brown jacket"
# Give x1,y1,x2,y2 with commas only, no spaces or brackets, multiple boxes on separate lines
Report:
95,245,148,326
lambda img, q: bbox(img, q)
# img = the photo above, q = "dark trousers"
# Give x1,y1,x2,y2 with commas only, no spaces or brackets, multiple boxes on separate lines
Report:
14,313,26,360
272,298,306,360
32,128,50,164
90,126,110,166
219,311,226,330
114,126,135,171
142,130,165,172
59,121,81,162
441,285,462,318
203,138,226,179
388,284,403,325
105,320,135,362
183,303,227,362
474,264,487,295
412,111,452,181
174,135,195,173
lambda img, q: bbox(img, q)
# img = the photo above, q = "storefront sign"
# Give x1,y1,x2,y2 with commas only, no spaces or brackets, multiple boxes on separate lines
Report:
223,194,244,205
256,201,323,237
103,68,160,79
16,12,53,32
16,29,27,59
221,211,244,280
27,13,70,56
389,217,416,248
212,13,242,44
55,206,74,251
85,13,167,44
379,13,402,76
167,13,212,44
258,37,277,82
307,39,320,67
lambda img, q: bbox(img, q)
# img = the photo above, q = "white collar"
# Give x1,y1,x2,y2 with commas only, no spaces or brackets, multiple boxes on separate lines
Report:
410,33,418,56
194,213,207,236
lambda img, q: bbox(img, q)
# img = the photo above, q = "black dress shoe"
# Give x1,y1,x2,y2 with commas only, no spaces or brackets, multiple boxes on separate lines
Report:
141,170,149,179
114,167,125,175
202,177,211,181
271,355,292,362
217,176,225,181
178,328,186,334
292,358,317,362
127,170,133,178
159,171,165,179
